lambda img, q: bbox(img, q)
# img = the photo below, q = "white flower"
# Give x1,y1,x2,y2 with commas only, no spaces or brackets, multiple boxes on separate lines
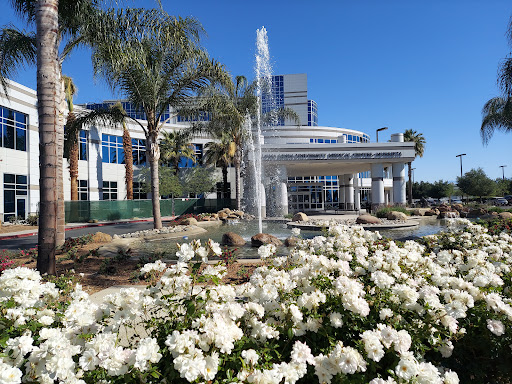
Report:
0,359,22,384
290,341,315,365
395,355,418,380
242,349,259,366
487,319,505,336
176,243,195,262
258,244,277,259
208,240,222,256
329,312,343,328
291,227,301,237
379,308,393,320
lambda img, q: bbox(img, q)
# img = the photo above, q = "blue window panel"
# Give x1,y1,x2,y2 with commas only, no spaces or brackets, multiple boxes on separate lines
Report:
109,147,117,163
102,146,109,163
16,128,26,151
3,123,14,149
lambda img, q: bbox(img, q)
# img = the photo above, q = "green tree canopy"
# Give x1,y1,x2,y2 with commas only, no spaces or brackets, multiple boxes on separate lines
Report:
457,168,495,200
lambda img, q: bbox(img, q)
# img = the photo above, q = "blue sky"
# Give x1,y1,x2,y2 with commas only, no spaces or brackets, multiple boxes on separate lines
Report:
2,0,512,183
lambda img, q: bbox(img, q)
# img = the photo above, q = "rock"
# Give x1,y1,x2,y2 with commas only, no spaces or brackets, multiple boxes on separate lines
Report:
438,211,460,219
412,209,424,216
201,216,210,221
210,213,219,219
386,211,408,221
284,237,299,247
437,204,452,213
292,212,309,222
491,211,498,216
218,212,228,220
180,217,198,225
499,212,512,220
91,232,112,243
452,204,464,212
424,209,438,216
467,208,487,218
355,214,382,224
227,214,239,219
251,233,283,247
232,210,245,218
221,232,246,246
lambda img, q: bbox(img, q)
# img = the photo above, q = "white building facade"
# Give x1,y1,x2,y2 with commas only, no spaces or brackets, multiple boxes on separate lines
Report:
0,77,413,222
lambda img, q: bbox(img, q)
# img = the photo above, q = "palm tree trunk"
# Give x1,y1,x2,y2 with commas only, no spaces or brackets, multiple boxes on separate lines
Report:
147,129,162,229
56,84,65,247
123,124,133,199
222,165,228,200
68,113,79,201
36,0,59,275
233,151,242,210
408,162,413,205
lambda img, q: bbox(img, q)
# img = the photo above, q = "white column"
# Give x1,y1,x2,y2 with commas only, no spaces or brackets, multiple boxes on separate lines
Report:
338,175,346,210
88,127,101,201
392,162,406,206
371,163,385,211
354,173,361,212
344,174,354,210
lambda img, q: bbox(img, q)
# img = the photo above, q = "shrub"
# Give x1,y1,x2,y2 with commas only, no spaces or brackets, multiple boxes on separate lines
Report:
375,205,411,218
0,250,14,271
3,220,512,383
25,214,38,226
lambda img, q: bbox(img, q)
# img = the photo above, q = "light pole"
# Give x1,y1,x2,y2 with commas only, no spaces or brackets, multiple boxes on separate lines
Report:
411,168,416,185
456,154,466,178
500,165,507,180
376,127,388,143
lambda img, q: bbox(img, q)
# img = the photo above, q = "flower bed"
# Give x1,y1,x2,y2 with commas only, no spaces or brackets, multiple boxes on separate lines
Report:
1,219,511,383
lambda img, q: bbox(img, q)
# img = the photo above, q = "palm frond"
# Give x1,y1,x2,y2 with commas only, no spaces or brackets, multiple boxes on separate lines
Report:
0,26,36,94
481,96,512,145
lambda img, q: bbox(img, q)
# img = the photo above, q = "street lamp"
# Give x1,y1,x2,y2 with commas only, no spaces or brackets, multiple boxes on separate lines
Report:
500,165,507,180
376,127,388,143
456,154,466,178
411,168,416,184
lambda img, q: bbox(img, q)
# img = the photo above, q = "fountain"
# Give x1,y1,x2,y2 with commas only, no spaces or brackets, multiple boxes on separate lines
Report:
243,26,275,233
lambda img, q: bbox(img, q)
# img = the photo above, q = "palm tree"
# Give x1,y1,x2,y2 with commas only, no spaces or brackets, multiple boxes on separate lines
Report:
69,102,135,199
403,129,426,205
190,75,300,210
89,10,227,229
159,130,196,175
62,75,80,200
481,18,512,143
1,0,110,273
204,133,235,199
35,0,60,274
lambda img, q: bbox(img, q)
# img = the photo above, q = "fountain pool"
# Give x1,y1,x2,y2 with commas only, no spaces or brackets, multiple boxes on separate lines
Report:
132,217,451,260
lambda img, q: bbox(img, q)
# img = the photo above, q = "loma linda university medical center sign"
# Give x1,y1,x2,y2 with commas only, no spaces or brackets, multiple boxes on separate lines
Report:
262,152,403,162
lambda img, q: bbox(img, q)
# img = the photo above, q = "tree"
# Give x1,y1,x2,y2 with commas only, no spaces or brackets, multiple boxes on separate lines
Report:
62,75,79,200
1,0,113,273
403,129,426,205
180,167,218,197
191,75,299,210
429,180,454,200
89,9,226,229
69,102,135,199
159,130,196,175
457,168,495,201
204,133,235,199
35,0,60,274
481,17,512,143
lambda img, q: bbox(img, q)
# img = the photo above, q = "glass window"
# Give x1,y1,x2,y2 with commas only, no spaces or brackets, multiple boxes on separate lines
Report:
79,131,87,161
78,180,88,201
131,138,146,166
1,106,27,151
102,134,124,164
3,173,28,220
102,181,118,200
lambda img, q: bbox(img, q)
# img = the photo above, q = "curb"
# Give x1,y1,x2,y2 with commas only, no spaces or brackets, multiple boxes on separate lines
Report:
0,217,174,241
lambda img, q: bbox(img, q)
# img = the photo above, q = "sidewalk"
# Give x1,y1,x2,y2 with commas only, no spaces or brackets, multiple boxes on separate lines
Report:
0,216,176,240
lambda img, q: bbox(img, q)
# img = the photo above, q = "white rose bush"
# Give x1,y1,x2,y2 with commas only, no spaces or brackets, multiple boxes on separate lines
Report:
1,218,512,382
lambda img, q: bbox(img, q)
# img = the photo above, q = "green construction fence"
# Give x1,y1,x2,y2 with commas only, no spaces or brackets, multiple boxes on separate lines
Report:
65,198,234,223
